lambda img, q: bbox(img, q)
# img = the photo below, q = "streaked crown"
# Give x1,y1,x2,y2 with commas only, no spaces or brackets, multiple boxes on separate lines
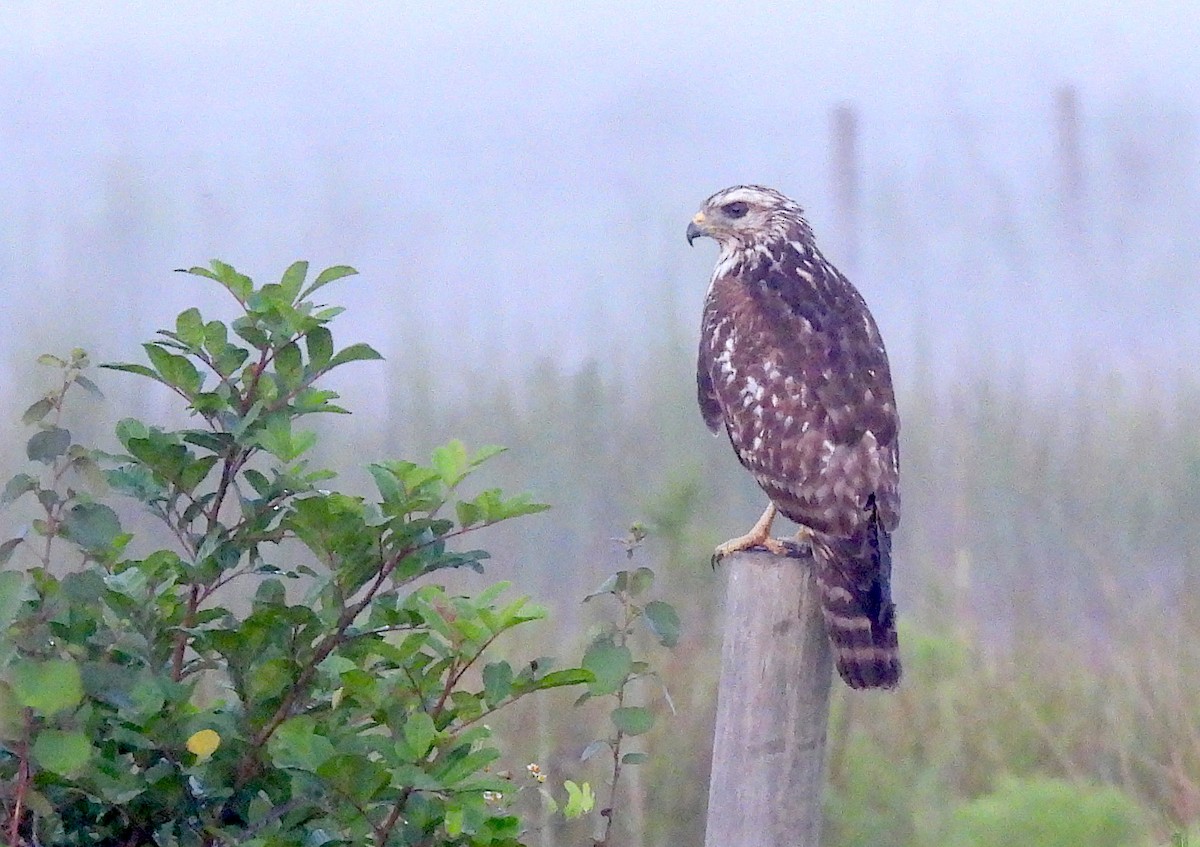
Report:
692,184,813,251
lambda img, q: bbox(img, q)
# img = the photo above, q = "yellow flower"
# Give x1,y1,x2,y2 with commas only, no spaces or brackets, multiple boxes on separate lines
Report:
186,729,221,760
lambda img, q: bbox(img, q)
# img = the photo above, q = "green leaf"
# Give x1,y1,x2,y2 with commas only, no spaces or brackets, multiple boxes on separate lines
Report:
10,660,83,716
108,674,166,723
203,319,228,351
581,639,632,696
482,661,513,706
177,265,220,282
178,455,219,493
209,260,253,301
469,444,507,467
316,753,389,805
279,260,309,302
611,706,654,736
254,414,316,462
274,341,303,387
326,342,383,371
532,668,594,690
492,492,551,522
36,353,65,367
32,730,93,776
254,578,286,607
268,715,336,772
144,344,201,395
175,307,205,347
629,566,655,597
100,362,160,382
643,600,681,648
563,780,595,819
63,503,122,552
456,499,482,528
0,538,21,567
247,658,297,702
432,440,469,486
231,316,269,348
584,570,628,602
73,374,102,396
21,397,54,425
0,571,27,629
367,463,403,504
580,739,609,762
402,711,437,760
0,683,25,740
300,264,358,300
114,418,149,443
621,752,649,765
306,326,333,370
243,469,273,497
2,473,37,505
445,805,464,836
27,427,71,464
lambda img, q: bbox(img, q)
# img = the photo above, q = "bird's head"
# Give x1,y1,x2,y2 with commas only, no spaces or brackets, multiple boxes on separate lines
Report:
686,185,809,250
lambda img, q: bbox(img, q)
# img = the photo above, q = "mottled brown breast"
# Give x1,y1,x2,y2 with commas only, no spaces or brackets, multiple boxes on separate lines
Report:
697,238,900,537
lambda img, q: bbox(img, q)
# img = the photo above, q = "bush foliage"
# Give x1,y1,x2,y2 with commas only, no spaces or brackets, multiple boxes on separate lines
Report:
0,262,595,845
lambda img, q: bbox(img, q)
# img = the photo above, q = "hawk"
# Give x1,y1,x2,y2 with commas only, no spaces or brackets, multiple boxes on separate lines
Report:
687,185,901,689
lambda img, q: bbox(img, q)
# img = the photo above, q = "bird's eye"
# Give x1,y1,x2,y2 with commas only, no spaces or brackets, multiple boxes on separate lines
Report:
722,201,749,219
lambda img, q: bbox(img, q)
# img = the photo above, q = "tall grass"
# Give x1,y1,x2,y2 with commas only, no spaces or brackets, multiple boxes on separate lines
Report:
3,294,1195,847
361,343,1199,846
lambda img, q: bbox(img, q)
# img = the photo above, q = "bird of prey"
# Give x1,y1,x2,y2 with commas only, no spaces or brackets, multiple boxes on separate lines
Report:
687,184,901,689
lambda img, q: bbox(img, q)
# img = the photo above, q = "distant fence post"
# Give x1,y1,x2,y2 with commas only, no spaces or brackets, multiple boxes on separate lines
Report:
830,103,860,273
704,548,833,847
1053,85,1086,249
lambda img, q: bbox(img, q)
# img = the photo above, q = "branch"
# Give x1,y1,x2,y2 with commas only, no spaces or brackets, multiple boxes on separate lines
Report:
235,542,415,786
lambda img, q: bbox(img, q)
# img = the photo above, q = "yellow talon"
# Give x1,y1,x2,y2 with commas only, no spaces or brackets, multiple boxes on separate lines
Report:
712,503,789,566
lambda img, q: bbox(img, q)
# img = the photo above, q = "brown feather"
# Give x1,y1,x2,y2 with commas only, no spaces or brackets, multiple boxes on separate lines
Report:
693,185,902,689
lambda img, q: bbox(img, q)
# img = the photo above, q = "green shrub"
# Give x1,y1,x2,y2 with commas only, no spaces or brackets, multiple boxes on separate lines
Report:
942,776,1146,847
0,262,591,845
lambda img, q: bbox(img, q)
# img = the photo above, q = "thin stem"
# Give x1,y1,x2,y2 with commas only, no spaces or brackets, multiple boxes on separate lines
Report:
172,584,201,682
238,340,271,416
430,631,503,722
6,710,32,846
603,591,637,846
35,370,77,571
376,787,413,845
206,447,248,534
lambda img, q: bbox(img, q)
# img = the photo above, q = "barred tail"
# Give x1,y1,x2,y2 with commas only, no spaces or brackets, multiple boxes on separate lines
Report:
814,515,901,689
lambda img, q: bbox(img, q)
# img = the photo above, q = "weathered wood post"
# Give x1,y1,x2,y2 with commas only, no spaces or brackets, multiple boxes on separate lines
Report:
704,547,833,847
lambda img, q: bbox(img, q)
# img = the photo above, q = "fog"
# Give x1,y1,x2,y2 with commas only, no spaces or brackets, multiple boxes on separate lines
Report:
2,7,1199,840
2,1,1197,408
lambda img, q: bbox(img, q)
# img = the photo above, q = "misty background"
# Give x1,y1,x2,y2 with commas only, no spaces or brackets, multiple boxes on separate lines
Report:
2,3,1200,845
3,2,1198,392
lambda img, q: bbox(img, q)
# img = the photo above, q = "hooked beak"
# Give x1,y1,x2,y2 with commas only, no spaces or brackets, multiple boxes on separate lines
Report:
686,213,709,246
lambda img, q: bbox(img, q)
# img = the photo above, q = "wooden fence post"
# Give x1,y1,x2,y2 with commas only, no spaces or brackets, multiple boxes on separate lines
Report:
1053,85,1086,249
830,103,860,274
704,547,833,847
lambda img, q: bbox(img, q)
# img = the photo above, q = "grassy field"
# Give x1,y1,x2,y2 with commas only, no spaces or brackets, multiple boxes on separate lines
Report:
362,345,1199,847
2,310,1196,847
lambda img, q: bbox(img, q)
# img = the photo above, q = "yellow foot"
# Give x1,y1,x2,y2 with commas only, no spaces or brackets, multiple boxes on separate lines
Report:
712,503,789,567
